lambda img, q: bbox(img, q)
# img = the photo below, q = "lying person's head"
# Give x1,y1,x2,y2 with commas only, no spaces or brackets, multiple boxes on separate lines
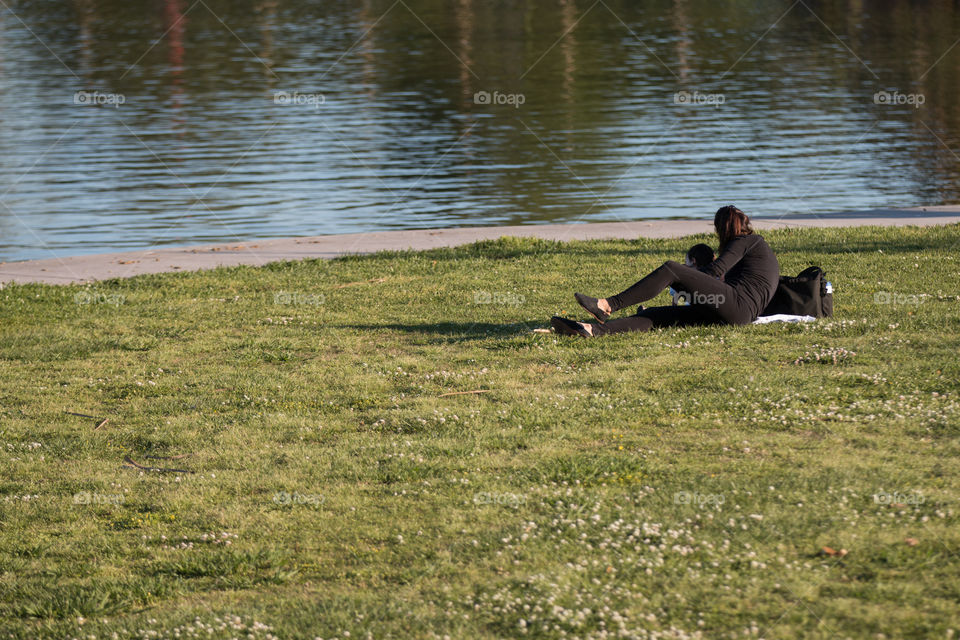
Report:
685,243,715,268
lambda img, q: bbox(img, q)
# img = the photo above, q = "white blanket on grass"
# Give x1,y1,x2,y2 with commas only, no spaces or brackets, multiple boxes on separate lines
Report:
752,314,817,324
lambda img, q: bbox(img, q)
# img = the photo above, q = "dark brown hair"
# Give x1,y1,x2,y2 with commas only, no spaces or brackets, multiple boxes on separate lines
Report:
714,205,753,249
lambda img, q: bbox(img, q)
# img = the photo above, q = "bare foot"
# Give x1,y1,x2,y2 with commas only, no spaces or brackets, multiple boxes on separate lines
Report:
582,322,594,336
598,298,612,314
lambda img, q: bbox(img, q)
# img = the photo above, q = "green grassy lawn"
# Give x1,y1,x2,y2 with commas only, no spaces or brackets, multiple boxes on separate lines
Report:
1,225,959,640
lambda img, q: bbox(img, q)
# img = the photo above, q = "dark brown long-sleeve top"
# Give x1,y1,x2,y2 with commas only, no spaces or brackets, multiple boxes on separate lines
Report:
700,234,780,319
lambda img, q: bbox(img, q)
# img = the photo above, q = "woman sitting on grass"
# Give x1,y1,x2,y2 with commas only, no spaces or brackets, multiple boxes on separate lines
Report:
552,205,780,337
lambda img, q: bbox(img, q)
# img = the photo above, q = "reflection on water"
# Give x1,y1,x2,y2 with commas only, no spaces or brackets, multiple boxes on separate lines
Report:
1,0,960,261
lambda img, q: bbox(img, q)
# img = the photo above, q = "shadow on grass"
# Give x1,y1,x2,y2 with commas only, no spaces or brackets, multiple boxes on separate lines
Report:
338,321,545,343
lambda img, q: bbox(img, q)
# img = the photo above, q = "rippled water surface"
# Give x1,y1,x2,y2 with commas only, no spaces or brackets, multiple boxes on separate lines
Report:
2,0,960,261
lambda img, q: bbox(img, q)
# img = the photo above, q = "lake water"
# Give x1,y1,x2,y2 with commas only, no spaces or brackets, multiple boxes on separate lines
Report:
2,0,959,262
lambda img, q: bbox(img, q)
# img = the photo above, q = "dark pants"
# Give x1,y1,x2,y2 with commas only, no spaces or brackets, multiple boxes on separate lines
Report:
595,260,753,335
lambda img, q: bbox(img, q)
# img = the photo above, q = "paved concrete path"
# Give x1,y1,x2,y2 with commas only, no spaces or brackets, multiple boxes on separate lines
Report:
2,206,959,285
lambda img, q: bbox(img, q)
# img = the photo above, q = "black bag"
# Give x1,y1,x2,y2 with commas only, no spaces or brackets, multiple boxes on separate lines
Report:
761,266,833,317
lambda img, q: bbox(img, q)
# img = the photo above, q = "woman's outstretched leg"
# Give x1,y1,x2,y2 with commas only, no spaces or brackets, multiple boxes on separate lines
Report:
576,261,693,320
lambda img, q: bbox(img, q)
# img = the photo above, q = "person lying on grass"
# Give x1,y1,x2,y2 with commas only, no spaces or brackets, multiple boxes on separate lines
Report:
669,242,715,304
552,205,780,337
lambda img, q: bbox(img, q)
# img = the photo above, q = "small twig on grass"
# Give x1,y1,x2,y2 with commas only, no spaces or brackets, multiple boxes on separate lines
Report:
144,453,192,460
123,456,192,474
65,411,96,418
438,389,492,398
66,411,109,429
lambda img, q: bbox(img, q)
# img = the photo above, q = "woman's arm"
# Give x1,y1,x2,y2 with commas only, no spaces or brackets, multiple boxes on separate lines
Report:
699,235,750,279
